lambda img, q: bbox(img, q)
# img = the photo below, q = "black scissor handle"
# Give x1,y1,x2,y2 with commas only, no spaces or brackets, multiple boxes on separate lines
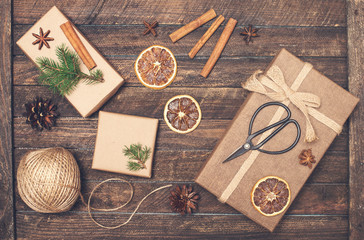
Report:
248,102,291,137
257,119,301,154
247,102,301,154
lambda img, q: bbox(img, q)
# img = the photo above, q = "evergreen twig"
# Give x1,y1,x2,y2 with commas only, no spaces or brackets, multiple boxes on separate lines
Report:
36,44,103,96
123,143,151,171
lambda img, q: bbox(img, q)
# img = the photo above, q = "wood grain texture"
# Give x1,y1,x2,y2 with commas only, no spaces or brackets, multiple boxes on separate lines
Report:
12,149,349,183
10,0,355,238
13,0,346,26
347,1,364,239
12,86,351,120
13,25,347,57
14,182,347,215
16,213,348,239
0,0,14,239
12,118,349,152
13,55,348,88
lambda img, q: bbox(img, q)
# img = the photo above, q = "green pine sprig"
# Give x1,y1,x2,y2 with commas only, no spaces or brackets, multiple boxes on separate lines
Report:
36,44,103,96
123,143,151,171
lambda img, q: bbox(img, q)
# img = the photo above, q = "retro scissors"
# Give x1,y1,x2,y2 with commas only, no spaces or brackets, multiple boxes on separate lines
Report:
223,102,301,163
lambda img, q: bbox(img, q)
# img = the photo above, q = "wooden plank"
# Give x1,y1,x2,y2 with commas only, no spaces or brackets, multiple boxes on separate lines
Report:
16,213,348,239
13,86,247,118
13,148,348,183
15,181,348,215
13,55,348,88
13,25,347,57
13,86,350,119
347,1,364,239
13,118,349,152
0,0,14,239
13,0,346,27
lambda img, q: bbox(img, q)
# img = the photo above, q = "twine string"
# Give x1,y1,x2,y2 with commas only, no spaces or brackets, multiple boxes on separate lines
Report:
17,148,172,228
219,62,342,203
79,178,172,229
242,63,342,142
17,148,81,213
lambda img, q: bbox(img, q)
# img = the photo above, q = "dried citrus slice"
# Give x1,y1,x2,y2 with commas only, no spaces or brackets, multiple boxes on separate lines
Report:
251,176,290,217
164,95,202,134
135,45,177,89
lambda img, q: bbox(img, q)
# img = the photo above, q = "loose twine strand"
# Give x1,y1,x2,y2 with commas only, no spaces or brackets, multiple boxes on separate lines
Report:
79,178,172,229
17,148,172,229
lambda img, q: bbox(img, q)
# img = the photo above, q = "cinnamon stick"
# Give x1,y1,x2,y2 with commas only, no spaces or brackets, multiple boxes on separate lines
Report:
60,21,96,70
169,9,217,43
188,15,224,59
200,18,237,78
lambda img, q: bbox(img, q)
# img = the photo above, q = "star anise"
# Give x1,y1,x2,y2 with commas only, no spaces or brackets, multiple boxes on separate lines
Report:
240,25,259,44
32,27,54,50
169,185,199,215
299,149,316,169
143,21,158,36
23,97,59,131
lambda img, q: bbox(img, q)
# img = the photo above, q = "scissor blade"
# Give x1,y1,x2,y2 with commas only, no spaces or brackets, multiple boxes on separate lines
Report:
222,146,249,163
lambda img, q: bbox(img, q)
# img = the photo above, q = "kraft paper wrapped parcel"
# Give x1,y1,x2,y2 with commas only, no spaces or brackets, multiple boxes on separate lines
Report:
195,48,359,231
17,6,124,117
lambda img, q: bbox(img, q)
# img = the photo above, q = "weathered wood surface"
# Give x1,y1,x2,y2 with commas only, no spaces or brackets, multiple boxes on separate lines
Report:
12,118,349,152
13,56,348,88
0,0,14,239
16,213,348,239
13,0,346,26
13,148,349,183
347,1,364,239
5,0,360,238
13,25,347,57
14,179,348,215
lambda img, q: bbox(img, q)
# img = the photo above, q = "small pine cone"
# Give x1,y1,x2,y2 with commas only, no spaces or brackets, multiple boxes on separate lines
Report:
169,185,200,215
23,97,59,131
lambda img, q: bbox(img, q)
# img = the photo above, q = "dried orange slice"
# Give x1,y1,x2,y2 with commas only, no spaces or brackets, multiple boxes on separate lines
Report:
135,45,177,89
251,176,290,217
164,95,202,134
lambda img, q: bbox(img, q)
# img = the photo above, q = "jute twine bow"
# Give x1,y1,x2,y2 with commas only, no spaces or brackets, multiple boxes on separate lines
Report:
219,63,343,203
242,64,342,142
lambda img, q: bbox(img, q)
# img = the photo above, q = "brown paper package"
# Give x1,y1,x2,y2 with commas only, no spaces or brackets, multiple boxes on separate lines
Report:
16,6,124,117
195,49,359,232
92,111,159,178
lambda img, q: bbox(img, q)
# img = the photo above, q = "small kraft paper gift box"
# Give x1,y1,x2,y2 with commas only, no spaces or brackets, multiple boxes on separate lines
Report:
16,6,124,117
92,111,159,178
195,48,359,231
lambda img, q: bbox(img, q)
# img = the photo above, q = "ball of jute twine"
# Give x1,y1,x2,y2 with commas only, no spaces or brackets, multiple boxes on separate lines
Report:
17,147,171,229
17,147,81,213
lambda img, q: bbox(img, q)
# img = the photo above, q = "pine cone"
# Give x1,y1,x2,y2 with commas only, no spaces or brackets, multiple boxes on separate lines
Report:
23,97,59,131
169,185,199,215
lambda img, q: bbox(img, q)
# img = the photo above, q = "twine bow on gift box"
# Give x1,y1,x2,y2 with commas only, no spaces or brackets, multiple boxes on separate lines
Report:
242,63,342,142
218,63,344,204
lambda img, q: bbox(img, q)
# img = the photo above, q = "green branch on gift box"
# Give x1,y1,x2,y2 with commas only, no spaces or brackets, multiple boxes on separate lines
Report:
123,143,151,171
36,44,103,96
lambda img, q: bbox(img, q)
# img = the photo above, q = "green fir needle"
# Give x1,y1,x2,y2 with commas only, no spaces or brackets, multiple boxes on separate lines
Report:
36,44,103,96
123,143,151,171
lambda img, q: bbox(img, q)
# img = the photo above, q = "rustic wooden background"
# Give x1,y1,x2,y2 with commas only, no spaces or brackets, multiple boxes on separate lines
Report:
1,0,363,239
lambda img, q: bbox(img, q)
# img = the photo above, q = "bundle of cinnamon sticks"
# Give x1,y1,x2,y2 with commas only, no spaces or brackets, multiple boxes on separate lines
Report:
169,9,237,78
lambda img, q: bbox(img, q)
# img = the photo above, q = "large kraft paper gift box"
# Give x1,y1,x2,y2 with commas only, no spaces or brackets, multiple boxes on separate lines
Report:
16,6,124,117
195,48,359,232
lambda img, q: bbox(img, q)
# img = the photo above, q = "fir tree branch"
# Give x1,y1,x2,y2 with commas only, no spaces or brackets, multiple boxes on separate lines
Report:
123,143,151,171
36,44,104,96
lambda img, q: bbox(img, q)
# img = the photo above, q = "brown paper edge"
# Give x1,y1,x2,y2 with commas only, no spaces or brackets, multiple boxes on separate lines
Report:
16,6,125,118
195,48,360,232
91,111,159,178
195,48,284,185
